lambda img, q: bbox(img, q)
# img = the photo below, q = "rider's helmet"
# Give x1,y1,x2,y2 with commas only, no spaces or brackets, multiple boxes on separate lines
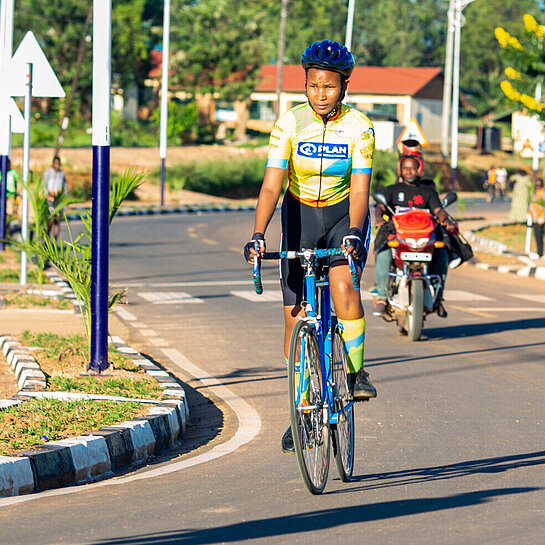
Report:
301,40,355,78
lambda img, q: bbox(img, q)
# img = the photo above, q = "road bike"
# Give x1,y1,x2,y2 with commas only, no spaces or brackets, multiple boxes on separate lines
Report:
253,247,360,494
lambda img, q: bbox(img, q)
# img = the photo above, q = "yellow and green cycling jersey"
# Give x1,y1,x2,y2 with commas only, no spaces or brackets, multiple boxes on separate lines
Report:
266,102,375,207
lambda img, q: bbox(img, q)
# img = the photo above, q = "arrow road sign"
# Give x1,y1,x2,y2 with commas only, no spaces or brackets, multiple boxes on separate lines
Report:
0,31,64,98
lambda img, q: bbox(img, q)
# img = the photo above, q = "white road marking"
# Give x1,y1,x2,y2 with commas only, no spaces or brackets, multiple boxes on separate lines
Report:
509,293,545,304
231,290,283,302
126,280,278,288
137,292,204,304
115,308,137,321
0,349,261,506
138,328,157,337
468,307,544,313
444,290,493,301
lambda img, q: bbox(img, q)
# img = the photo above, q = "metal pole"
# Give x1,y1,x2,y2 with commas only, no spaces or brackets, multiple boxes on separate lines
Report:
159,0,171,207
275,0,288,118
0,0,14,251
345,0,355,51
533,82,542,181
20,63,32,286
450,2,462,191
90,0,112,373
441,0,455,160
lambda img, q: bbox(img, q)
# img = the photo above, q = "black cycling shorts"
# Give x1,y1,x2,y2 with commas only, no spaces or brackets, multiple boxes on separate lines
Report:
279,190,370,306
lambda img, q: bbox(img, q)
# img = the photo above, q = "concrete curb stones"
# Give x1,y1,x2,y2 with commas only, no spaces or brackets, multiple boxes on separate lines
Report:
0,334,189,498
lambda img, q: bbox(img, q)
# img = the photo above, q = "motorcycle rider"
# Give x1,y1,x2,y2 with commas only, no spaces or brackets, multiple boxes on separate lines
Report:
373,154,456,318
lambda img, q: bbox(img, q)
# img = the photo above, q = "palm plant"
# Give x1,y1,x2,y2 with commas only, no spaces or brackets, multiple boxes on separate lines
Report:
12,168,144,359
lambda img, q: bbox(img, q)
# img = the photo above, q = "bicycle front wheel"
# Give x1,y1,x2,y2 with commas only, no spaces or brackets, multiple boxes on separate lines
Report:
288,319,330,495
331,324,355,481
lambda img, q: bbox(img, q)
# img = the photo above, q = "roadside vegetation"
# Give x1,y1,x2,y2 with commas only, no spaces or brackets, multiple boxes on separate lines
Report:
0,331,163,455
476,223,529,253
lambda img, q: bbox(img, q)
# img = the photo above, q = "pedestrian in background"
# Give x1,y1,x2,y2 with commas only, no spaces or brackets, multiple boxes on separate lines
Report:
483,165,497,203
5,159,20,219
43,155,67,244
529,177,545,259
495,166,507,200
509,169,532,223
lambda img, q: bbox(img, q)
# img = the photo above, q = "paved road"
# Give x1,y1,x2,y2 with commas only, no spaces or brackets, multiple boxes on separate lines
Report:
1,210,545,545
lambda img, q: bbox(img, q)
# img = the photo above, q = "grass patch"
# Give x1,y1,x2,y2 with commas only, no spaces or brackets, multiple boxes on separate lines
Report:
476,223,528,253
1,292,72,310
0,398,148,455
19,331,162,400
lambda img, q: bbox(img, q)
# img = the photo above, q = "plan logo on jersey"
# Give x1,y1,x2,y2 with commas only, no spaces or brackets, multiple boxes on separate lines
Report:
297,142,349,159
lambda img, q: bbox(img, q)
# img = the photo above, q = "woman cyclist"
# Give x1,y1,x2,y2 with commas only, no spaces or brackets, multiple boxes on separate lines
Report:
244,39,376,453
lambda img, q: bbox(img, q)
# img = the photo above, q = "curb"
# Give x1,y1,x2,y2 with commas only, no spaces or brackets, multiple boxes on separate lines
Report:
464,228,545,281
65,202,258,222
0,335,189,498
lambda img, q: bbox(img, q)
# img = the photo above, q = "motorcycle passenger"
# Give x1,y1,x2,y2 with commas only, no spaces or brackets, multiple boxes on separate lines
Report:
244,39,376,454
373,155,456,318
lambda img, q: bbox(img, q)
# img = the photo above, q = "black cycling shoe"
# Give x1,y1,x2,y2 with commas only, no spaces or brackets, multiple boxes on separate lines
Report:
281,426,295,454
349,369,377,400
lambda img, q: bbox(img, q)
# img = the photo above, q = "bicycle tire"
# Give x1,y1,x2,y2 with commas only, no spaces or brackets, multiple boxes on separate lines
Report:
331,324,355,481
288,319,330,495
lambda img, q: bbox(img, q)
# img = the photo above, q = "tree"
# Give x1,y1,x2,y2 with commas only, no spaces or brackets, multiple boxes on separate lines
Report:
496,13,545,120
459,0,541,115
169,0,276,139
13,0,152,119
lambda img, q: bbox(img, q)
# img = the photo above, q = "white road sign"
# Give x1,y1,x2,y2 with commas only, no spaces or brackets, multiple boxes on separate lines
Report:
0,95,24,133
1,31,64,98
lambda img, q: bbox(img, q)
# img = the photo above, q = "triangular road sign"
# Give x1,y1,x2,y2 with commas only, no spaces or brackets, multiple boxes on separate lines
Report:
0,95,25,133
397,117,428,147
2,31,65,98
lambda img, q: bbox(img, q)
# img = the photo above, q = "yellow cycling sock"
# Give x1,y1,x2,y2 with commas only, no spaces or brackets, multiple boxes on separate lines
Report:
286,356,309,404
338,316,365,374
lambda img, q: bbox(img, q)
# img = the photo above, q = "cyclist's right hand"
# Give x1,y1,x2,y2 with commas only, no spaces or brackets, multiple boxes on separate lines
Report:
244,232,266,263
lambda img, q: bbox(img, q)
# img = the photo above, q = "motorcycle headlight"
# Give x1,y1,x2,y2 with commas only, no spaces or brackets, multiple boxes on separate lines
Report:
405,237,429,249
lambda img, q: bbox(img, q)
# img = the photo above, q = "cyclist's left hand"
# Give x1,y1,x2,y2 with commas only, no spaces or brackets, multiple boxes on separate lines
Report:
342,227,365,260
244,232,266,263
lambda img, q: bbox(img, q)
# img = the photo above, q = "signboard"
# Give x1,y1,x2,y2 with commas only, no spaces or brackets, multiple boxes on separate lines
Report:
0,31,64,98
396,117,429,147
512,112,544,159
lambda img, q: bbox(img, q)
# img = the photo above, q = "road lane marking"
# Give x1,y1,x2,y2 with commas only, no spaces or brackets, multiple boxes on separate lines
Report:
125,280,278,288
202,238,218,246
450,305,495,318
509,294,545,304
231,290,283,302
468,307,544,313
115,308,137,321
137,292,204,304
0,349,262,506
444,290,493,301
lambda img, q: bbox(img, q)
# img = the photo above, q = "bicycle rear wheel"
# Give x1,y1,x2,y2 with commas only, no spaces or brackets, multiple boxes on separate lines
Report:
288,319,330,495
331,324,355,481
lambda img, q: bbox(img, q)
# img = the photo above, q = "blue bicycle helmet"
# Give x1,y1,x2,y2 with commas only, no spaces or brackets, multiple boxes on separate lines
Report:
301,40,355,77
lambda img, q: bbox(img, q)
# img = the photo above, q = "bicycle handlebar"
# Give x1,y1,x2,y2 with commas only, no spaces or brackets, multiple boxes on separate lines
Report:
252,246,360,294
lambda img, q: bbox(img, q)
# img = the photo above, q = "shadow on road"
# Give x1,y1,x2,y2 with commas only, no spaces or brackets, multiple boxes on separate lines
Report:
424,317,545,340
91,487,538,544
193,366,285,390
366,341,545,369
343,450,545,491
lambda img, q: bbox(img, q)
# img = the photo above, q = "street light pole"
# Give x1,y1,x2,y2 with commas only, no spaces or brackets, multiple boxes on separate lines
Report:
345,0,355,51
159,0,171,206
440,0,455,160
274,0,288,118
450,0,476,190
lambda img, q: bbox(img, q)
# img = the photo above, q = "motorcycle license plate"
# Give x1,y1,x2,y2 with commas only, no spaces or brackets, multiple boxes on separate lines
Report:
400,252,432,262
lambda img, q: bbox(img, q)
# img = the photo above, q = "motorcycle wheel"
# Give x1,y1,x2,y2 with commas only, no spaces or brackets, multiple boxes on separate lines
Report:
407,281,424,341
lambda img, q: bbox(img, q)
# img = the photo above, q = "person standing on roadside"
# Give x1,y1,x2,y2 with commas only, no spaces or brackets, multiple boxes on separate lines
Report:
509,169,532,223
43,156,67,243
5,159,20,219
495,166,507,201
529,177,545,259
484,165,497,203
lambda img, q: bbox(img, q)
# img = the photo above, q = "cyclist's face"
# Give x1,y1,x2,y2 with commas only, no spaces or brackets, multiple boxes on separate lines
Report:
305,69,342,116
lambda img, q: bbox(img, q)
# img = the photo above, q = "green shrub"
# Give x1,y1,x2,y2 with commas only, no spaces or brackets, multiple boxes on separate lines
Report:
371,150,399,193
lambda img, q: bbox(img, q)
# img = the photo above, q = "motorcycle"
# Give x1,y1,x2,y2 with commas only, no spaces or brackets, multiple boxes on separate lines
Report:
372,191,457,341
